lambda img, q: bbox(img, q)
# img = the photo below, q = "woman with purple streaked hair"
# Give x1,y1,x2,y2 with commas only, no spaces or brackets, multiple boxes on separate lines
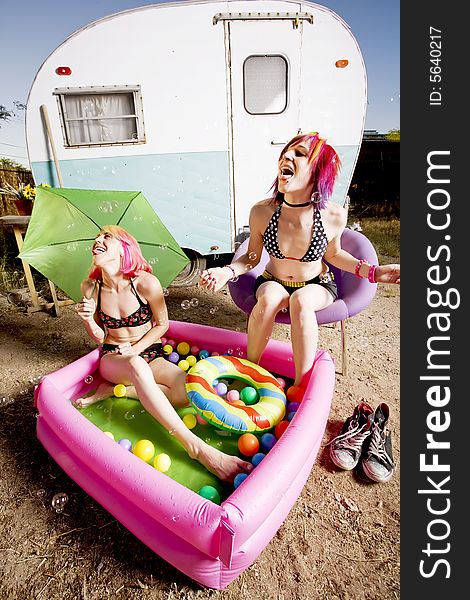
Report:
200,132,400,396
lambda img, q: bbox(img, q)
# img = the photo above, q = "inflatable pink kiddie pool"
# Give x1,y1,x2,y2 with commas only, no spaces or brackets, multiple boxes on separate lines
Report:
34,320,335,589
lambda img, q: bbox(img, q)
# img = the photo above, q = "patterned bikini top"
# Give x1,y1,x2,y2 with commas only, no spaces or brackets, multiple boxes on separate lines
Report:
97,279,152,329
263,204,328,262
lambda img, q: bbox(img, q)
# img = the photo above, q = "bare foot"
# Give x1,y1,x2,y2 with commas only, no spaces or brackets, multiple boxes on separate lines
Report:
196,444,253,482
73,383,115,408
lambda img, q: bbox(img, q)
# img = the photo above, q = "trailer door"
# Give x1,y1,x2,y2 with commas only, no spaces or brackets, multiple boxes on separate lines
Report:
219,12,311,238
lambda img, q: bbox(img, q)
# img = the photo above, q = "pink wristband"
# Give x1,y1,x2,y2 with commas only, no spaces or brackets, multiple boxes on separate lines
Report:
355,259,367,278
368,264,377,283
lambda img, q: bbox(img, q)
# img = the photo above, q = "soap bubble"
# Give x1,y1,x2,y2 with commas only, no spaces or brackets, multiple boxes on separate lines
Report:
51,492,69,513
190,298,199,307
84,376,93,384
181,300,191,310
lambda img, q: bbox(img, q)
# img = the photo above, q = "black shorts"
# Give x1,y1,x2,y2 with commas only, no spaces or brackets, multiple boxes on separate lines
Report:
253,270,338,300
101,342,164,363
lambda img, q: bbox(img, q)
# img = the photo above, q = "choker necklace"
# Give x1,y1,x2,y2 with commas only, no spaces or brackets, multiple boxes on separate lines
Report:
282,199,313,208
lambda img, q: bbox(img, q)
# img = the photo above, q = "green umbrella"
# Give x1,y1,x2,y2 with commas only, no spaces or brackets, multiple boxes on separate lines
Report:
19,187,189,302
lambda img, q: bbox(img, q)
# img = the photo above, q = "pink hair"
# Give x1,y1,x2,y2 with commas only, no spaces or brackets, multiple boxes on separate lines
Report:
88,225,152,280
270,132,341,209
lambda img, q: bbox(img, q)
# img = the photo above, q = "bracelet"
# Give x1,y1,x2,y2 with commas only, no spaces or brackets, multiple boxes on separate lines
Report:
224,265,237,280
368,264,377,283
354,259,367,278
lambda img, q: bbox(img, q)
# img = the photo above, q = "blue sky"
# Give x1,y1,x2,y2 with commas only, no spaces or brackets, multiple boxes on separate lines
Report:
0,0,399,166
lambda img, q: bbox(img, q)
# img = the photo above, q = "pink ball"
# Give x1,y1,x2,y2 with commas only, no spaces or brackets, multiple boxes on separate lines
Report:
276,377,286,389
166,339,176,349
211,351,219,356
161,337,167,346
196,414,209,426
190,345,200,356
226,389,240,403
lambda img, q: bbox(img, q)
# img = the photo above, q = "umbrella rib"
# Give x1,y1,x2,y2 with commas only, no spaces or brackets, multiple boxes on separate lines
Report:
49,238,95,247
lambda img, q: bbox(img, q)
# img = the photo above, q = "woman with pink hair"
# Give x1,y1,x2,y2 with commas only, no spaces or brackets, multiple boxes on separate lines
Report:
200,132,400,397
75,225,252,482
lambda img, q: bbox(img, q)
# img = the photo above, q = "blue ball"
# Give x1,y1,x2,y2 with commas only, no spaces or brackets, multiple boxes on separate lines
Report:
287,411,296,421
216,382,228,396
234,473,248,489
199,349,210,359
168,351,180,363
260,432,277,452
252,452,266,467
118,438,132,451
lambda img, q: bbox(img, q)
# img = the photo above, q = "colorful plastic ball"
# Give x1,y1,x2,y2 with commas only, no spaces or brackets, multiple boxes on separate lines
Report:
198,485,221,504
196,414,209,425
161,337,167,346
211,351,219,356
226,389,240,403
199,349,210,359
133,439,155,462
240,386,258,405
287,412,296,421
166,339,176,348
186,355,197,367
238,433,260,456
118,438,132,451
260,432,277,452
287,401,300,413
163,344,173,355
176,341,190,356
178,359,190,371
215,382,228,396
286,385,304,403
234,473,248,489
168,351,180,363
153,453,171,472
276,377,286,389
274,420,290,439
103,431,115,440
183,413,197,429
190,345,200,356
113,383,127,397
252,452,266,467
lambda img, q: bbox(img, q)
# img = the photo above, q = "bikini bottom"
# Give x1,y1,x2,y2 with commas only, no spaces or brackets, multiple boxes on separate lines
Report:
253,270,338,300
101,342,164,363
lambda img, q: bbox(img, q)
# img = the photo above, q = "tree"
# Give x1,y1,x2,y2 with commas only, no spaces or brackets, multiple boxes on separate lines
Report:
0,101,26,127
385,129,400,141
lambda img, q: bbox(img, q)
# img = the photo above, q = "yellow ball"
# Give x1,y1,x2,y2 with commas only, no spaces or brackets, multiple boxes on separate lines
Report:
183,413,197,429
163,344,173,355
154,453,171,472
113,384,127,397
176,341,190,355
133,439,155,462
178,359,190,371
103,431,115,440
186,355,197,367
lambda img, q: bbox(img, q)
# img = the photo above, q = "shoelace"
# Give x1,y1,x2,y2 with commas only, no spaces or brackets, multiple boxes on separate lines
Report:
366,426,394,467
327,418,371,452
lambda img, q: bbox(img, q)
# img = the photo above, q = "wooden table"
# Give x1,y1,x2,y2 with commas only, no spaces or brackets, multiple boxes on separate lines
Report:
0,215,74,316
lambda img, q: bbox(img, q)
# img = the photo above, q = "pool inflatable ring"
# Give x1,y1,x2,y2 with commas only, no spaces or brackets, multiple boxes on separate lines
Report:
185,355,286,433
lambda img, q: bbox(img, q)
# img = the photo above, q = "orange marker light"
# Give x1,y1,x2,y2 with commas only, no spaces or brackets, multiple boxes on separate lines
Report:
335,60,349,68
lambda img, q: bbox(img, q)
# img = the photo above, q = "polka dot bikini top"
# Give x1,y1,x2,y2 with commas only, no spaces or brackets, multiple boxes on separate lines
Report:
263,204,328,262
97,279,152,329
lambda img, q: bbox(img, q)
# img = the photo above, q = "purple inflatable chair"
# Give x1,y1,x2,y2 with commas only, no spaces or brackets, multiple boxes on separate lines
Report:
228,228,378,375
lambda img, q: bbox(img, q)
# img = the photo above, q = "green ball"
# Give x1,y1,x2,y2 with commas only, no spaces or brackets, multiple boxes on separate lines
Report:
240,386,258,405
198,485,221,504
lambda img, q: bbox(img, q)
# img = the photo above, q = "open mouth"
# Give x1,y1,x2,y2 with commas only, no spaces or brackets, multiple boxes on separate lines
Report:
93,246,106,255
280,165,294,181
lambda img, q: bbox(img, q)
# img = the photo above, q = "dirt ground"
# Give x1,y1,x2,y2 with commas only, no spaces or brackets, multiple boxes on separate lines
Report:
0,280,399,600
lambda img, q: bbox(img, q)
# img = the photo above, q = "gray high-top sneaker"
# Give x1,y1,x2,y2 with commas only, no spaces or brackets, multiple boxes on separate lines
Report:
361,403,395,483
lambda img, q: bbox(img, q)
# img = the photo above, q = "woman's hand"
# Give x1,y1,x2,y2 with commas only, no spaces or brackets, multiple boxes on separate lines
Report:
115,341,137,356
375,264,400,284
75,296,96,322
199,267,232,292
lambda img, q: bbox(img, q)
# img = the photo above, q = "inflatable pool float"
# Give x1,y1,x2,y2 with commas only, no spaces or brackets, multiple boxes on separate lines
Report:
34,320,335,589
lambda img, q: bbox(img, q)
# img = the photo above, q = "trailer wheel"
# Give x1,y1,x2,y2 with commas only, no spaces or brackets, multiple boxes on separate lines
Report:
170,251,206,287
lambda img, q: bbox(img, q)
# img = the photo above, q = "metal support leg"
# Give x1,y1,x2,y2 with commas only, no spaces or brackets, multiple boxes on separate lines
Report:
340,319,348,376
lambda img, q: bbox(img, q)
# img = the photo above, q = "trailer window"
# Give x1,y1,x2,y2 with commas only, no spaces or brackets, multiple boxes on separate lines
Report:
243,56,287,115
54,86,145,147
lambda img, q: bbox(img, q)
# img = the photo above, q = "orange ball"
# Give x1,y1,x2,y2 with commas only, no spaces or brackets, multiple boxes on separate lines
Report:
286,385,304,403
238,433,260,457
274,420,290,439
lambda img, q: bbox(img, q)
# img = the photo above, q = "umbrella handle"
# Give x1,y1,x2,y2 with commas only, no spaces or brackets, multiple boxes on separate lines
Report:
40,104,64,188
